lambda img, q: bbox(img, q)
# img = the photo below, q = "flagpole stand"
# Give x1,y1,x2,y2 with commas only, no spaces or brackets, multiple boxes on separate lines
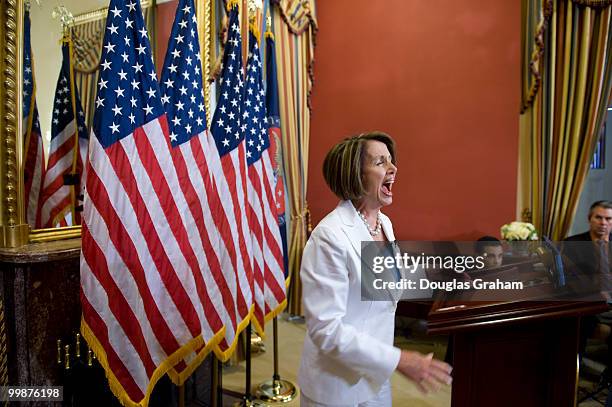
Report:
178,384,185,407
255,318,298,403
233,398,268,407
255,378,297,404
229,324,268,407
211,356,219,407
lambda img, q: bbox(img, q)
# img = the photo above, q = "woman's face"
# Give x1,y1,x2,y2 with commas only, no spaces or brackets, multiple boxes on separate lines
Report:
360,140,397,209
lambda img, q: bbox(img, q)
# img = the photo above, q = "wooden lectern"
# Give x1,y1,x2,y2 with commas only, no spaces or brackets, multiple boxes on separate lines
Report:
398,255,608,407
426,300,607,407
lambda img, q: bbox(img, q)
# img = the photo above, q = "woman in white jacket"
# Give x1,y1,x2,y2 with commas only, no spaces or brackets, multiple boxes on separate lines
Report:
298,132,452,406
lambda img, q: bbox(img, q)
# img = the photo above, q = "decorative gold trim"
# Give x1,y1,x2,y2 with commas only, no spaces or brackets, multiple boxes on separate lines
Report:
0,298,8,407
571,0,612,6
29,226,81,243
205,0,211,127
0,0,29,248
273,0,317,36
4,0,21,228
73,0,153,26
197,0,212,127
521,0,553,114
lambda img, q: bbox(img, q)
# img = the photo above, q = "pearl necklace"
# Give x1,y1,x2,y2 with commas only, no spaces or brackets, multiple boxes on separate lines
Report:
358,210,382,237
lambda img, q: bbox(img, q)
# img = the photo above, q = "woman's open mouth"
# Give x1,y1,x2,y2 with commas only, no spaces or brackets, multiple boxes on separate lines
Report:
381,179,394,197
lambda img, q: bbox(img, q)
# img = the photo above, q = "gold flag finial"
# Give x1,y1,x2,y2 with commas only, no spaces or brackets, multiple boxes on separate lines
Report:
25,0,41,12
247,0,263,21
52,5,74,36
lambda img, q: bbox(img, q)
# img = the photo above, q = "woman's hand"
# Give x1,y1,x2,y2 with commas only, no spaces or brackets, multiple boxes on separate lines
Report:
396,350,452,393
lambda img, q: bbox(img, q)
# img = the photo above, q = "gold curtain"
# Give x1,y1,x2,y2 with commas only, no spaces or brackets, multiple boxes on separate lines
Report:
70,18,104,131
70,5,155,131
272,0,317,316
519,0,612,239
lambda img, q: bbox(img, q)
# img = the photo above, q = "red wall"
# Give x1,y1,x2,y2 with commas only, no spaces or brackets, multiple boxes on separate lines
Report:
309,0,520,240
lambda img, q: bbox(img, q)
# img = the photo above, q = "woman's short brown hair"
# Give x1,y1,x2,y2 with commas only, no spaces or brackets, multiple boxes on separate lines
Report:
322,131,396,200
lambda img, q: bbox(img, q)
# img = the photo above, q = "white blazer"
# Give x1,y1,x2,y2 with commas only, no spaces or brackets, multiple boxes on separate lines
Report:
298,200,401,405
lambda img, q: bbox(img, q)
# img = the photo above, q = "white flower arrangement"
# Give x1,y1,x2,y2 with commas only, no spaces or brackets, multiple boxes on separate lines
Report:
500,221,539,241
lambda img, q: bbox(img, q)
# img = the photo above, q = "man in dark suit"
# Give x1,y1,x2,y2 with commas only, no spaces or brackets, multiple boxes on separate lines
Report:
564,200,612,280
564,200,612,401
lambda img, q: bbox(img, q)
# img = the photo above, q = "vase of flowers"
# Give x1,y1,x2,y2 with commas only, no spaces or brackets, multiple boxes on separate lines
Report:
500,221,539,257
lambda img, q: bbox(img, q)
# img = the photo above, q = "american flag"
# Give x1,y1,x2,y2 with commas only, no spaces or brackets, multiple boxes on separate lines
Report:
39,40,89,228
80,0,224,404
245,31,286,331
265,31,289,279
158,0,236,370
206,1,254,358
23,9,46,228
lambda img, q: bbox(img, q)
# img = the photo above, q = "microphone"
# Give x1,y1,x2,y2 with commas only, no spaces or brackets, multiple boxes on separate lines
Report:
541,236,565,287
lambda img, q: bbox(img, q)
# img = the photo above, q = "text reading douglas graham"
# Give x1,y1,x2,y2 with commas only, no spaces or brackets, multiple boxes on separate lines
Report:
372,278,523,291
370,253,524,291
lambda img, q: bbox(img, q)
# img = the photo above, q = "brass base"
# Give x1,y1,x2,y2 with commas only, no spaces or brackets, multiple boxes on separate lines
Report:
255,379,298,403
250,332,266,354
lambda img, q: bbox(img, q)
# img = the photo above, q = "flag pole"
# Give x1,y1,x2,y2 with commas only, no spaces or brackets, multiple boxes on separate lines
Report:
236,323,268,406
217,358,225,406
245,323,252,404
254,317,297,403
211,356,219,407
178,384,185,407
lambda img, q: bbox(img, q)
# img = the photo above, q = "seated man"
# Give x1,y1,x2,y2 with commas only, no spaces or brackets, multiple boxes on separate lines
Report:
475,236,504,269
564,200,612,279
564,200,612,394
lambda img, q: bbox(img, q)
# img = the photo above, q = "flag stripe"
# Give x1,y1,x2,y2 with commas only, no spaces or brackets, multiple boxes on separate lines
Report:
114,128,203,338
223,148,252,317
82,217,175,370
130,118,225,337
45,137,75,175
179,136,237,330
81,222,158,377
41,192,72,228
81,289,144,399
45,121,76,171
88,132,201,343
84,154,189,358
260,156,286,306
261,154,285,268
247,162,266,329
24,130,44,227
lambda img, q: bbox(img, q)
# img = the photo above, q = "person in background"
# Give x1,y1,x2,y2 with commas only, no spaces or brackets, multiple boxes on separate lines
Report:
564,200,611,275
475,236,504,269
298,132,452,406
563,200,612,404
